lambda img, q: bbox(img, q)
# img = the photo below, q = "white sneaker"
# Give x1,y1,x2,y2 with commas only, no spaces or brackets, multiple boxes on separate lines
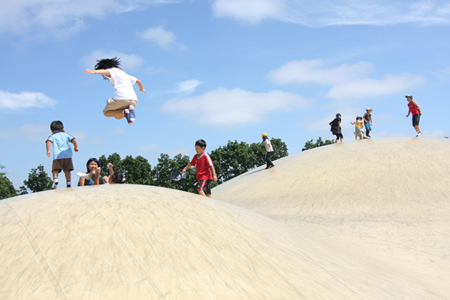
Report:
416,132,422,137
77,172,91,179
51,180,58,190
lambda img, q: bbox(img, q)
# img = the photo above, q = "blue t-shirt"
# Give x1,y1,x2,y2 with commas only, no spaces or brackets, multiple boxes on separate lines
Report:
46,131,75,160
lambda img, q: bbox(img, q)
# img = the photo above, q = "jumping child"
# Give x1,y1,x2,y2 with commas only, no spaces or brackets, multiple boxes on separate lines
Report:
330,113,344,143
182,139,218,198
84,57,146,125
351,116,365,140
46,120,79,189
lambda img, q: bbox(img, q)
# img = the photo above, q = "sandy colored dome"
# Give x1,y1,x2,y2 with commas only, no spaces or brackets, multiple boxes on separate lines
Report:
213,137,450,299
1,185,360,300
1,137,449,299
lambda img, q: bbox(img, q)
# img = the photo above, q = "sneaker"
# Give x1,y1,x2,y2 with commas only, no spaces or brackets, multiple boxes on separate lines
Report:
67,182,71,188
123,109,132,125
77,172,91,179
51,180,58,190
269,165,275,169
129,105,136,122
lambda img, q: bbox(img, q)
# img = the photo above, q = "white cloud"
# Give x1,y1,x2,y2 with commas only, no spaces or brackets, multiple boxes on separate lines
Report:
267,60,373,85
161,87,313,128
268,60,425,100
176,80,201,94
80,50,144,71
212,0,450,27
212,0,286,23
0,91,56,110
136,144,160,152
138,26,187,50
0,0,183,38
326,74,426,99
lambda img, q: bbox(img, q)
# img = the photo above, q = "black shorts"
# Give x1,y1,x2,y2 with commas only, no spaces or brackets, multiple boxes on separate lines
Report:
334,133,344,139
412,114,420,126
198,180,212,195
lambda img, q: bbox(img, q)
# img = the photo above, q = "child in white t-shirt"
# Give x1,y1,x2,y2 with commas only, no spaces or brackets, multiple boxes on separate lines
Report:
261,133,275,169
84,57,146,125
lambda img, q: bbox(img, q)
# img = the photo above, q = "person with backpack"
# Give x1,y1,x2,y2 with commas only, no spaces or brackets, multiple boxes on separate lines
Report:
406,95,422,137
330,113,344,143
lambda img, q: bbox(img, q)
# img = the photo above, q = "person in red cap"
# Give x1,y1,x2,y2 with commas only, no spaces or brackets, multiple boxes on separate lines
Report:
405,95,422,137
261,133,275,169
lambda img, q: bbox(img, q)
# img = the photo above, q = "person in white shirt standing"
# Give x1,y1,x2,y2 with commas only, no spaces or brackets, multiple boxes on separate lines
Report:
84,57,146,125
261,133,275,169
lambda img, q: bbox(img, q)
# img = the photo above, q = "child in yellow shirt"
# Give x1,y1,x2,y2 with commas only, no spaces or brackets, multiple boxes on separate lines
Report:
350,116,364,140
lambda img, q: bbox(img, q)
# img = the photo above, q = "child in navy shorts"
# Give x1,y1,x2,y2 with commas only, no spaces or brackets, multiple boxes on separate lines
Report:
182,139,218,197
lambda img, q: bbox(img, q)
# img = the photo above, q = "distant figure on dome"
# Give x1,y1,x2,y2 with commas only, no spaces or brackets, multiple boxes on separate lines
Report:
330,113,344,143
351,116,365,140
182,139,218,198
46,120,79,189
405,95,422,137
261,133,275,169
363,107,373,138
84,57,146,126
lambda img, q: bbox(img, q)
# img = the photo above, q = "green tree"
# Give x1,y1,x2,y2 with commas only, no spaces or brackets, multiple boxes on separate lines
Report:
23,165,53,193
0,165,17,200
151,153,198,193
302,137,334,151
122,155,153,185
99,153,124,177
211,140,257,184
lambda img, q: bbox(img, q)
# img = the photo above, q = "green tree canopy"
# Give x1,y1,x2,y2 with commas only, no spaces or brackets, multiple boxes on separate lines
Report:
23,165,53,193
122,155,153,185
0,165,17,200
151,153,198,193
302,137,334,151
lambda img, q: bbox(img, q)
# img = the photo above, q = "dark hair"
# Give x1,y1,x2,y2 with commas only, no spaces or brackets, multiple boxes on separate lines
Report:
86,158,100,173
111,172,125,184
262,136,268,141
195,139,207,148
336,113,341,117
95,57,121,70
50,120,64,131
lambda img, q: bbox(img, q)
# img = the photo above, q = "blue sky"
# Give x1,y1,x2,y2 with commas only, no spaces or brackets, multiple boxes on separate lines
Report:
1,0,449,189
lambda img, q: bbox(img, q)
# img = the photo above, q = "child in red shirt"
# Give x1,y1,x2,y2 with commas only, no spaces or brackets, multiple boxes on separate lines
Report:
182,139,218,197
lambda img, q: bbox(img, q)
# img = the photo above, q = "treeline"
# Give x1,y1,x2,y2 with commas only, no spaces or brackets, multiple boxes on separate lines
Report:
1,138,289,200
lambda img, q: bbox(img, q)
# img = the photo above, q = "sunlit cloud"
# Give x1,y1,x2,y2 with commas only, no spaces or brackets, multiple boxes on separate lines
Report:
212,0,450,27
0,0,184,38
0,91,56,110
161,87,314,128
138,26,187,50
268,59,425,100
